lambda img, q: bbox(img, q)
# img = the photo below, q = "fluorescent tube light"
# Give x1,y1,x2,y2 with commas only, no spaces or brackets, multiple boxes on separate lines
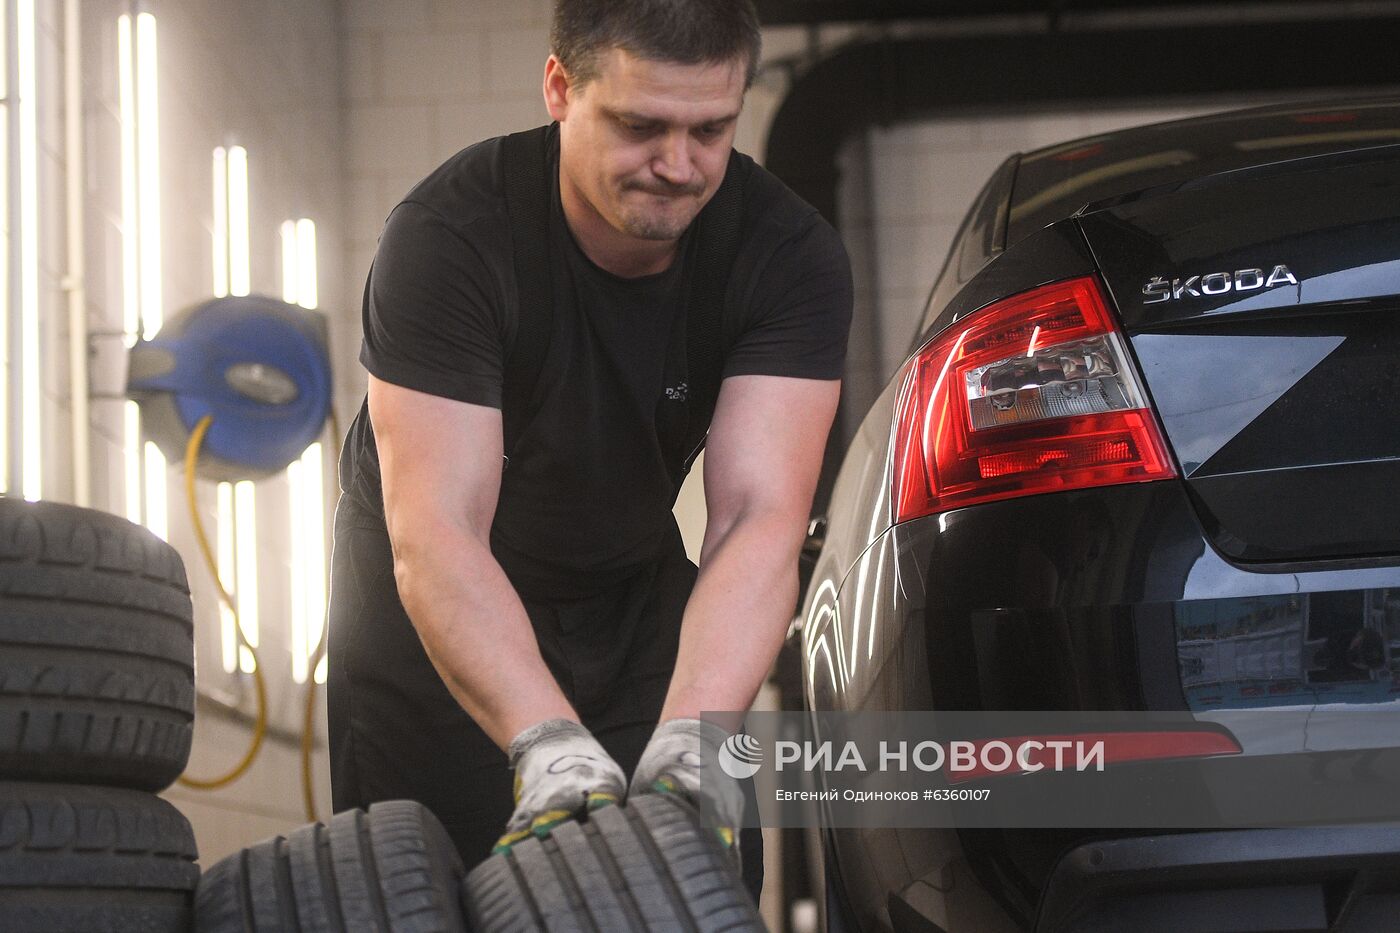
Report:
234,479,258,673
135,13,160,339
117,15,137,345
212,147,227,298
280,220,297,304
124,400,141,524
143,441,166,540
296,218,317,310
218,480,236,673
228,146,249,297
17,0,37,500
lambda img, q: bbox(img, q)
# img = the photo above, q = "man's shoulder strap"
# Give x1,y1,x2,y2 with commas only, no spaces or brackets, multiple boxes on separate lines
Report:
683,148,748,448
501,125,553,457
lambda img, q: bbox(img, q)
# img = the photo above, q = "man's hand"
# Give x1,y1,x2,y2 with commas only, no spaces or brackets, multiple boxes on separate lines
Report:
629,718,745,851
493,719,626,854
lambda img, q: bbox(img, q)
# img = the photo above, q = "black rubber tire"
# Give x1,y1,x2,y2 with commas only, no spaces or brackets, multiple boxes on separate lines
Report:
464,793,765,933
195,799,469,932
0,497,195,792
0,781,200,932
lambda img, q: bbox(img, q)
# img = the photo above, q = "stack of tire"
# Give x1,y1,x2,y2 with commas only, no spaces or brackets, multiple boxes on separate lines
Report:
0,498,201,932
2,498,766,932
197,792,767,932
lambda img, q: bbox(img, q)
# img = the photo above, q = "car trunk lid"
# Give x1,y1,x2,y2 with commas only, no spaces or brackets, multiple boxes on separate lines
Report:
1080,145,1400,562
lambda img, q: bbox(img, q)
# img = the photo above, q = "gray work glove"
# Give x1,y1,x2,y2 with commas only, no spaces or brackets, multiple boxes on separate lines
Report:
492,718,626,854
628,718,746,854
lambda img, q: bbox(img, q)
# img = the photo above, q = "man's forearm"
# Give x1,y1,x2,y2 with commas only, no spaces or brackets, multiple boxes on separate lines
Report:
660,510,802,727
393,523,576,750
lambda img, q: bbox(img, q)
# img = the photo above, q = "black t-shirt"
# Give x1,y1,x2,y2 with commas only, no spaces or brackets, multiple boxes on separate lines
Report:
343,124,852,597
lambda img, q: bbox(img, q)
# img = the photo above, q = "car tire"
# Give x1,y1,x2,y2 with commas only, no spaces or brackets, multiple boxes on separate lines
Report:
464,793,765,933
0,781,200,933
195,799,468,932
0,497,195,792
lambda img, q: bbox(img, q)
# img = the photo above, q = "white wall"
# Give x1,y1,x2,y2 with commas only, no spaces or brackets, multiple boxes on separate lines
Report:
40,0,346,863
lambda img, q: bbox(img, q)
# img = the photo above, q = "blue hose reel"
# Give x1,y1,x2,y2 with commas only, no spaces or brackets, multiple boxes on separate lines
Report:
127,295,332,481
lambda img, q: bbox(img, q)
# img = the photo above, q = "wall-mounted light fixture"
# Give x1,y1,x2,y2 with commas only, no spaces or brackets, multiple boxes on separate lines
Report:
118,15,137,345
119,9,164,527
228,146,249,297
234,478,259,674
17,0,38,502
218,480,237,673
135,12,160,339
212,147,228,299
287,442,326,683
124,400,141,524
210,143,255,673
0,0,13,496
143,440,167,541
279,221,297,305
2,0,42,500
212,146,250,298
281,217,326,684
295,218,317,311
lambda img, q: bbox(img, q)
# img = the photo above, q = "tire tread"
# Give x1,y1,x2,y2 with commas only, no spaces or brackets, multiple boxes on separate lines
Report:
0,500,194,792
462,794,763,933
0,782,198,933
195,799,467,932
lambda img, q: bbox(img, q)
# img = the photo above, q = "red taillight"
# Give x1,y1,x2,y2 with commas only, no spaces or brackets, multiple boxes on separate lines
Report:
892,276,1176,523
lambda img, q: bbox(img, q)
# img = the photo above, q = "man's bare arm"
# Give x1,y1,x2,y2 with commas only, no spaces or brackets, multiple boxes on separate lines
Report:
659,374,841,725
368,373,577,750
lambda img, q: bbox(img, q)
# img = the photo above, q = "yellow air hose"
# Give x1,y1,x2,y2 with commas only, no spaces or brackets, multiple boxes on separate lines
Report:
178,411,340,821
178,414,269,790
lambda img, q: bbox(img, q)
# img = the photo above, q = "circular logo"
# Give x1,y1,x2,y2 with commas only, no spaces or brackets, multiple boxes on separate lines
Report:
718,733,763,779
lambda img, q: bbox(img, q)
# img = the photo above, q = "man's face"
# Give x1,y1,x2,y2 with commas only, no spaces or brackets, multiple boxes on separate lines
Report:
548,48,746,243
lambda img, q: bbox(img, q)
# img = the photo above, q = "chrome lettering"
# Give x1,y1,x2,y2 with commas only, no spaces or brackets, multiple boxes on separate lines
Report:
1172,275,1201,299
1201,272,1232,295
1266,264,1299,288
1142,276,1171,304
1142,263,1297,302
1233,268,1265,290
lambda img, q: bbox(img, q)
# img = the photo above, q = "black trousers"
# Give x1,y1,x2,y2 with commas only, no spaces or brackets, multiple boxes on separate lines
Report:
325,496,764,903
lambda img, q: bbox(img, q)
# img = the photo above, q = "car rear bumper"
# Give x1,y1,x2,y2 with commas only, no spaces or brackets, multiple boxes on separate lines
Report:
807,479,1400,929
1036,825,1400,933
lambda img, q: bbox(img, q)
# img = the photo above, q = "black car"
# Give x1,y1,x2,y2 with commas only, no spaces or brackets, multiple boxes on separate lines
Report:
798,98,1400,932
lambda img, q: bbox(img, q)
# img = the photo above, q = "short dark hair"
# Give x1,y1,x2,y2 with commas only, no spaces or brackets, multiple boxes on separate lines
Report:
551,0,762,89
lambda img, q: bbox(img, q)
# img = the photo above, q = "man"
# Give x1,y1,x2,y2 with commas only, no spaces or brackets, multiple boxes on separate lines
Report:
326,0,851,903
